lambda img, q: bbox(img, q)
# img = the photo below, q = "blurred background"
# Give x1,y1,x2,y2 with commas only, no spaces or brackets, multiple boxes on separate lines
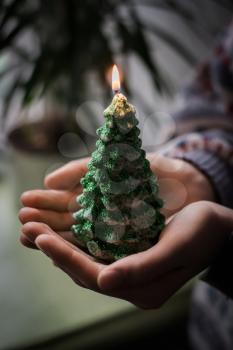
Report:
0,1,232,349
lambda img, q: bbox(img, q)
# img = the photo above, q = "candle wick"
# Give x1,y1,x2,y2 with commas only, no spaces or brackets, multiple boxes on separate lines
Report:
113,89,120,96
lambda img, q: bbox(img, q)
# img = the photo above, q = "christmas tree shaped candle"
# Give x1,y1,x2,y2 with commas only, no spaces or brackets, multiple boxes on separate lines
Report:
72,65,165,261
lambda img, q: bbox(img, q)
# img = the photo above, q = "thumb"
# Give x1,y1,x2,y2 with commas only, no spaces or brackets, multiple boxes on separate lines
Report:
98,240,179,292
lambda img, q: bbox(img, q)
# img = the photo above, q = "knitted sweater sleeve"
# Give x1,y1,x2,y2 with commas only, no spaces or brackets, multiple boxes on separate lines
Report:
161,130,233,298
161,130,233,209
158,21,233,297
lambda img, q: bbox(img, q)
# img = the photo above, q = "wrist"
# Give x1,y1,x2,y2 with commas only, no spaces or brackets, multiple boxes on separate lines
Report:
171,150,233,208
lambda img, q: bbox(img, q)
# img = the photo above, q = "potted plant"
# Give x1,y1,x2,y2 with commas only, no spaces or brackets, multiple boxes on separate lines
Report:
0,0,231,195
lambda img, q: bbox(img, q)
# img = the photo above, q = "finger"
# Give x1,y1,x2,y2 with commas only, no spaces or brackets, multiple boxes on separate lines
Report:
99,202,221,293
21,222,77,248
98,223,185,291
35,234,104,290
20,233,39,250
22,222,55,243
97,248,178,292
53,261,88,288
21,222,91,256
19,207,75,231
21,189,81,212
20,223,89,288
45,158,90,190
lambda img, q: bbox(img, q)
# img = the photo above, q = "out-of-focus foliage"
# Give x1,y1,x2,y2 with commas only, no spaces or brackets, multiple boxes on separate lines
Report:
0,0,232,118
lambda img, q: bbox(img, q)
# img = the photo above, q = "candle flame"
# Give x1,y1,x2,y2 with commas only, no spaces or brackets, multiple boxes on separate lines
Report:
112,64,121,93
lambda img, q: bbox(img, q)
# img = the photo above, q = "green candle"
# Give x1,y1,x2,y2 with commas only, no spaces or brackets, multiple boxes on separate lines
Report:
72,65,165,261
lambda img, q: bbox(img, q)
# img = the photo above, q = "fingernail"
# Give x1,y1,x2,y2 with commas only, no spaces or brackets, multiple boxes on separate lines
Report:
35,238,51,258
98,269,124,291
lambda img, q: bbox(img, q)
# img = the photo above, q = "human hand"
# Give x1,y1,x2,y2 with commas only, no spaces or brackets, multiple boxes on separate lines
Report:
20,201,233,309
148,153,216,216
19,157,90,249
19,154,216,249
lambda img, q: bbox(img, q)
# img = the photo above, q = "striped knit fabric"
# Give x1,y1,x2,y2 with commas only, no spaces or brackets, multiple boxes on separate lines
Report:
161,20,233,350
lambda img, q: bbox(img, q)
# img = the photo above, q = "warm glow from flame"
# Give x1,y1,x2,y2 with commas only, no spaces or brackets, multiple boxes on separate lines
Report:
112,64,121,92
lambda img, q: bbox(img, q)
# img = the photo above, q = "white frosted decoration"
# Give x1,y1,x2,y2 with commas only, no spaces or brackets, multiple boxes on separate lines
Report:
57,132,89,159
131,200,156,230
76,101,104,137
